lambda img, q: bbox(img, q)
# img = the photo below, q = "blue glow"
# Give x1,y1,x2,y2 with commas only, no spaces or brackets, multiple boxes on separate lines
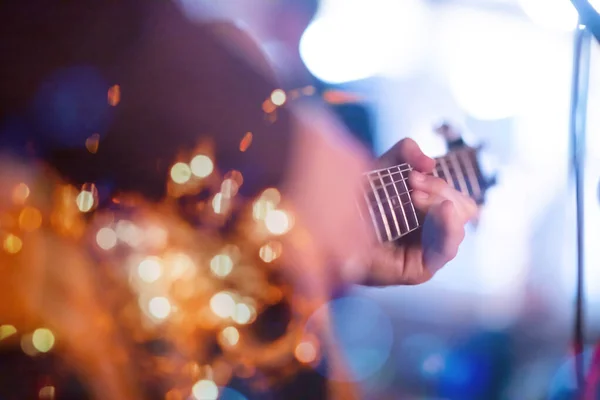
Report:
306,295,393,382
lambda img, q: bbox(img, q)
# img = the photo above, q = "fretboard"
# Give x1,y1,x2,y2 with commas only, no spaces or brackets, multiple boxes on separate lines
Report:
362,147,485,243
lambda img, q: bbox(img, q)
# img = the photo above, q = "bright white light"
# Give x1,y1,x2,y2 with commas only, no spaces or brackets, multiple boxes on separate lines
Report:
300,0,426,84
518,0,578,31
438,8,549,120
148,297,171,319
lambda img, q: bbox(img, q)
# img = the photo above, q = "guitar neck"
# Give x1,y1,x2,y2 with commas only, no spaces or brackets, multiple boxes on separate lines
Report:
363,147,486,243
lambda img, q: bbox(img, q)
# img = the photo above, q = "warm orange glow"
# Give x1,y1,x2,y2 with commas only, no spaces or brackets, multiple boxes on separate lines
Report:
262,99,277,114
38,385,55,399
85,133,101,154
239,132,253,152
12,183,30,204
4,234,22,254
20,334,38,356
18,206,42,232
107,84,121,106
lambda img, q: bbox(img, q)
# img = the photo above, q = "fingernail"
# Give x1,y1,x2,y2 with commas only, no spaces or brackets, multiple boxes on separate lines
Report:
412,171,425,182
412,190,429,200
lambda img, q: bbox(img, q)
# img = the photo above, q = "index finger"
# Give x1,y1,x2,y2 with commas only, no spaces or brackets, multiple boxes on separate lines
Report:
380,138,435,173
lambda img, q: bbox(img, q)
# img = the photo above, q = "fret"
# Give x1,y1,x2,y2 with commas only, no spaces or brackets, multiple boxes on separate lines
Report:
458,149,481,200
438,157,452,185
367,173,392,241
449,152,468,195
399,166,419,233
378,170,403,239
379,169,407,237
362,188,384,242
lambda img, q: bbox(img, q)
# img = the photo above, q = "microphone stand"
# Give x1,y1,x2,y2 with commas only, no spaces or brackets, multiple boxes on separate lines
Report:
569,21,592,395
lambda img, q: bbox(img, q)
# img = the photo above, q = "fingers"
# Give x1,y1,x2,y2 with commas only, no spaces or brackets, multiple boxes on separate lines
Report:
380,138,436,173
408,170,477,220
422,200,466,274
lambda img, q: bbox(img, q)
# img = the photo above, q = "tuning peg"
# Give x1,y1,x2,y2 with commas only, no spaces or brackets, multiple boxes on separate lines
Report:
486,174,498,189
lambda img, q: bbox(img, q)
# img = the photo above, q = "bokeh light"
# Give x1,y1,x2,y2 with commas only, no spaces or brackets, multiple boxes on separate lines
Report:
210,254,234,277
18,206,42,232
264,210,292,235
170,162,192,184
148,297,172,320
219,326,240,347
192,379,218,400
138,257,163,283
190,154,214,178
32,328,55,353
270,89,287,106
96,227,117,250
210,292,236,319
4,234,22,254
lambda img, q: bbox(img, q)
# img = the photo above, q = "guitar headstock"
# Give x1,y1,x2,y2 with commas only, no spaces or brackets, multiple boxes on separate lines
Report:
433,121,496,205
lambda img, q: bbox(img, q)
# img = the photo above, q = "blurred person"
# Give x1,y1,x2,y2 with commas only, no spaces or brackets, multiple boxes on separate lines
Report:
0,1,476,399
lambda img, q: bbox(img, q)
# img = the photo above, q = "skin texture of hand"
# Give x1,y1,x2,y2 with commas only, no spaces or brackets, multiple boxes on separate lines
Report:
366,138,479,286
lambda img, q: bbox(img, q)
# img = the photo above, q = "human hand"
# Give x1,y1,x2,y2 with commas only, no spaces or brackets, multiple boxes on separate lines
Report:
363,138,478,285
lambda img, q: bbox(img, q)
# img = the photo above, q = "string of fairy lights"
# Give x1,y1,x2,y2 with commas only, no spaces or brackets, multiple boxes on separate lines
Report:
0,83,332,399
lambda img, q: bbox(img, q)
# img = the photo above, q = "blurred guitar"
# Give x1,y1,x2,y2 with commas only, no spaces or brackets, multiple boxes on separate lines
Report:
363,122,496,243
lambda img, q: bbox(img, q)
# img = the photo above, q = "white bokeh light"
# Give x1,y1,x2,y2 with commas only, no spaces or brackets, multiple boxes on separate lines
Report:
300,0,426,84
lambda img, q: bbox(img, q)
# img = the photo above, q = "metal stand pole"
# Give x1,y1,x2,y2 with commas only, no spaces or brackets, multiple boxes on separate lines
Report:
570,22,592,394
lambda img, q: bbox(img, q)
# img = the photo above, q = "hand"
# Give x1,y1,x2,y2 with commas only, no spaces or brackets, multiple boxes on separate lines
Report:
364,138,478,285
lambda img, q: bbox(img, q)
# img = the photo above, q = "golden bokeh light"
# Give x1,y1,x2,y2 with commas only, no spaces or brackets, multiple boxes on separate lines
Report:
38,385,55,399
210,254,233,278
115,220,141,247
294,340,318,364
191,379,218,400
32,328,55,353
265,210,292,235
190,155,214,178
232,303,253,325
212,193,227,215
220,179,239,199
4,234,22,254
262,188,281,205
219,326,240,347
252,198,276,221
107,84,121,106
239,132,253,152
76,186,97,213
148,296,171,320
85,133,101,154
170,162,192,184
18,206,42,232
0,325,17,340
12,183,30,204
96,227,117,250
138,257,163,283
259,241,283,263
210,292,236,319
262,99,277,114
270,89,287,106
166,252,195,279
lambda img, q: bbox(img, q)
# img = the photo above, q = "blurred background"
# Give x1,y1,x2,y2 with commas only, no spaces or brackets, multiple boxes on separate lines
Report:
177,0,600,398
